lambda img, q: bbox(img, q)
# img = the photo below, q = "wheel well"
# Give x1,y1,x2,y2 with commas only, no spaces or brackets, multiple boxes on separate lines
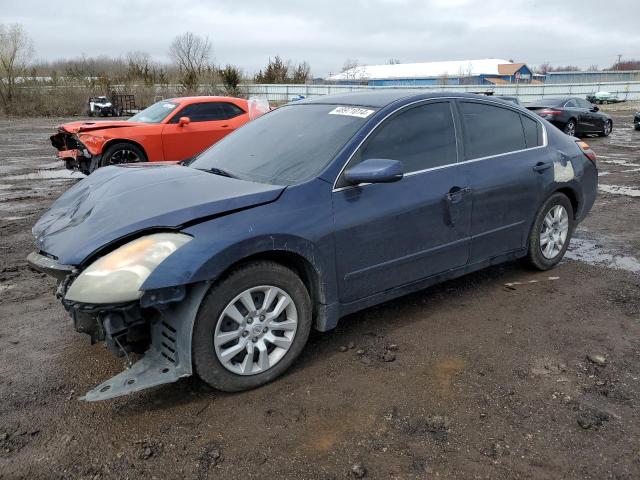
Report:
555,187,579,218
101,139,147,159
225,251,324,321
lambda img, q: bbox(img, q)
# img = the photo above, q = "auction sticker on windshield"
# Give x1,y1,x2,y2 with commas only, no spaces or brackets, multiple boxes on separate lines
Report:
328,106,375,118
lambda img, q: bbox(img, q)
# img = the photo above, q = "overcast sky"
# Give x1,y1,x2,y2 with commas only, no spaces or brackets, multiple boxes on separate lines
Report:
3,0,639,77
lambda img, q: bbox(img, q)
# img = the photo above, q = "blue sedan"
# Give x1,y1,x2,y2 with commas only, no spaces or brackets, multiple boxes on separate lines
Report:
28,91,598,401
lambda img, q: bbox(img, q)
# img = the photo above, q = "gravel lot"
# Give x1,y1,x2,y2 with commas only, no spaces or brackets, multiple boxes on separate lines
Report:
1,110,639,479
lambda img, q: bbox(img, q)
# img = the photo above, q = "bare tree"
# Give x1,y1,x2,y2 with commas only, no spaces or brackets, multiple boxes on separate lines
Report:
169,32,213,92
291,61,311,84
388,58,401,65
341,58,365,82
0,23,34,112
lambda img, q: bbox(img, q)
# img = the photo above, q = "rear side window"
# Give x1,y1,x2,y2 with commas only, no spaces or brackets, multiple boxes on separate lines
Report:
521,115,543,148
222,102,245,118
170,102,226,123
459,102,526,159
358,101,457,173
564,99,578,108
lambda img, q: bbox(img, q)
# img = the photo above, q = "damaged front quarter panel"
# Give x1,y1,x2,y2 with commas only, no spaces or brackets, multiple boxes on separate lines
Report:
79,282,209,401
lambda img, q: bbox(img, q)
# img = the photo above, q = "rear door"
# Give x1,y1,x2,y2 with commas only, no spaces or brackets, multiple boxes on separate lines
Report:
332,100,472,303
162,102,247,160
456,100,547,263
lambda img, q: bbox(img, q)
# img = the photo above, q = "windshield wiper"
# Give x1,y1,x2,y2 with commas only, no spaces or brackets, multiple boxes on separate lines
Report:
196,167,237,179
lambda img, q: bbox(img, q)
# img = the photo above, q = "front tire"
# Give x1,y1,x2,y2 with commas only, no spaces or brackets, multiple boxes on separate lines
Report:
192,261,312,392
563,120,577,137
98,142,147,170
524,193,574,271
598,120,612,137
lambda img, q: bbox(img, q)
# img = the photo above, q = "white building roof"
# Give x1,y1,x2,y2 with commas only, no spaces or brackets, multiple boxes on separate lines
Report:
328,58,514,81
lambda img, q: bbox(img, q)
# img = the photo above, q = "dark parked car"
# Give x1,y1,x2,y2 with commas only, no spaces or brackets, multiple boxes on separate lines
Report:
526,96,612,137
28,91,598,401
497,95,520,105
634,111,640,130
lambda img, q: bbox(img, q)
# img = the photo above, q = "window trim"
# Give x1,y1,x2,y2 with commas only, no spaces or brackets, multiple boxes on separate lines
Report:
332,96,548,192
167,101,228,124
335,100,459,189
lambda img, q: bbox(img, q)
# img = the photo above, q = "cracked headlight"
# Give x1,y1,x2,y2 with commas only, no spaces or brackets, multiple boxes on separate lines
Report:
65,233,192,304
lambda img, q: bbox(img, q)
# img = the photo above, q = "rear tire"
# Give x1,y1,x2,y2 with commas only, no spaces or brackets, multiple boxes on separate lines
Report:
98,142,147,170
192,261,312,392
524,193,574,271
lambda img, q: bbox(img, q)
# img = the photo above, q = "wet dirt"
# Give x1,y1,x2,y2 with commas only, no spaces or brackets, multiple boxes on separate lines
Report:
1,113,640,479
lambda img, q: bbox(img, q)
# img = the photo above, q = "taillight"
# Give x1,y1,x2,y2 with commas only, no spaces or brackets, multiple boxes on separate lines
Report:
576,140,596,164
539,109,562,116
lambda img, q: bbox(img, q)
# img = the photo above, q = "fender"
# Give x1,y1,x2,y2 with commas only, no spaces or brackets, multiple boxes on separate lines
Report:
141,181,340,327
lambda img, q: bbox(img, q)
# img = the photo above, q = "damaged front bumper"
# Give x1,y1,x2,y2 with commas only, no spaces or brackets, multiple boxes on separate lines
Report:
50,132,98,174
27,251,208,401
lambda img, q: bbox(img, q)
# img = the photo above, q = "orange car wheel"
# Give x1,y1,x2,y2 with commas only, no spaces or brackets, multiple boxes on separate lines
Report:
98,142,147,171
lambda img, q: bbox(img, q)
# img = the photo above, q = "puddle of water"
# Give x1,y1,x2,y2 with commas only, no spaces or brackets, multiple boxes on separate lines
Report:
598,171,611,176
598,158,640,167
4,169,84,181
2,215,30,221
598,184,640,197
566,238,640,274
0,284,15,295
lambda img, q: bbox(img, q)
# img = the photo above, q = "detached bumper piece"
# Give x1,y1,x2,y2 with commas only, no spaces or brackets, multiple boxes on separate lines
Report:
27,251,76,281
80,283,209,402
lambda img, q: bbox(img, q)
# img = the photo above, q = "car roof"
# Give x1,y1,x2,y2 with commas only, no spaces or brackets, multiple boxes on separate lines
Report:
297,90,501,108
168,96,246,105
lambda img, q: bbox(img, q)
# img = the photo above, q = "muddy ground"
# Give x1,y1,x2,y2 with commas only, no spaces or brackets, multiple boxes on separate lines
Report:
1,110,639,480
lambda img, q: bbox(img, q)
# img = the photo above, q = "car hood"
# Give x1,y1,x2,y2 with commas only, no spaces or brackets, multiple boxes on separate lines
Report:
58,120,149,134
33,163,285,265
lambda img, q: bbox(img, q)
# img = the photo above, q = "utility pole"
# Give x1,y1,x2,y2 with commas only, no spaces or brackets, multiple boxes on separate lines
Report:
616,54,622,70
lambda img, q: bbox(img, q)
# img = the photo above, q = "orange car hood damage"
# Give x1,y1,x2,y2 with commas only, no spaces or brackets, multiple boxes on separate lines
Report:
59,121,148,134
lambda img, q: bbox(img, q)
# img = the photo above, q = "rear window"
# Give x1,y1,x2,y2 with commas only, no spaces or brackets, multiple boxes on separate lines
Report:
459,102,526,159
527,98,563,107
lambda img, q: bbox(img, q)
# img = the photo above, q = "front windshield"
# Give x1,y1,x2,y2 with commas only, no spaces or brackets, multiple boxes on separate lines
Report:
129,101,179,123
189,104,373,185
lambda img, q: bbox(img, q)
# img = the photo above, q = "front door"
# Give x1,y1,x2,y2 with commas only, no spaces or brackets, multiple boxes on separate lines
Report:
162,102,239,161
332,101,472,303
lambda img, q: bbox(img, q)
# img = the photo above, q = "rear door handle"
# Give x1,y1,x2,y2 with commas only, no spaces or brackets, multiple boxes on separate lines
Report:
533,162,553,173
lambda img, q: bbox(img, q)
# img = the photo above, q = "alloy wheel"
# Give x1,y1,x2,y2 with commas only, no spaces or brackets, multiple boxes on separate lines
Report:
213,285,298,375
604,121,611,136
108,148,140,165
564,121,576,137
539,205,569,259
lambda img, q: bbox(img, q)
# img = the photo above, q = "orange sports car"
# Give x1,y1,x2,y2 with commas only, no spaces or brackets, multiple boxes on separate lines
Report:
51,96,267,174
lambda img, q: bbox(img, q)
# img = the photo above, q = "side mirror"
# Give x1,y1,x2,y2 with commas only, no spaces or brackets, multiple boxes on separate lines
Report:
178,116,191,127
591,105,599,112
344,158,403,185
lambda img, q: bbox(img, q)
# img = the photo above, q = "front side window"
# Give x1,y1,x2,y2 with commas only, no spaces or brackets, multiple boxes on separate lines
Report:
576,98,592,109
564,99,578,108
459,101,526,159
222,102,245,118
170,102,226,123
355,101,457,174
